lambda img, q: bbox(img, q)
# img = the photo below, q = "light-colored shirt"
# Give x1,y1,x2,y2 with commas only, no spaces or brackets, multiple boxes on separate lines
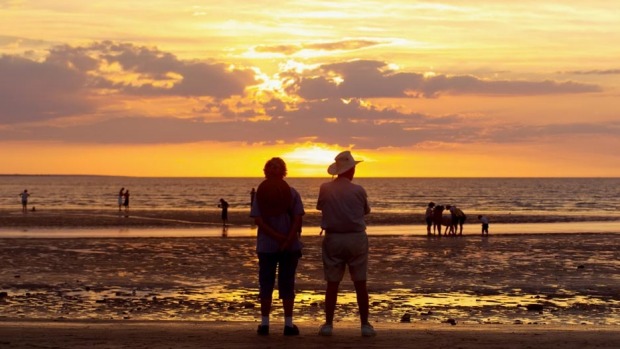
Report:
316,177,370,233
251,187,304,253
480,216,489,224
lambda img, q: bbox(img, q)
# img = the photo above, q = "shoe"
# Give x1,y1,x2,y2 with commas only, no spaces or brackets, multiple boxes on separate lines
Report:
318,323,333,336
283,324,300,336
257,325,269,336
361,323,376,337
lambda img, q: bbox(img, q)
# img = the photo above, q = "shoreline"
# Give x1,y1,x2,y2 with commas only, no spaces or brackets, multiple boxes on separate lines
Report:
0,320,618,349
2,208,620,229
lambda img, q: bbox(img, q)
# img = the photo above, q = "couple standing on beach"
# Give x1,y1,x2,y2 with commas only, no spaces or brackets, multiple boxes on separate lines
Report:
250,150,376,338
117,188,130,212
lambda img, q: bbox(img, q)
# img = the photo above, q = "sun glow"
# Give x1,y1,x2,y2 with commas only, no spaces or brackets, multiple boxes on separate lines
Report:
283,145,338,165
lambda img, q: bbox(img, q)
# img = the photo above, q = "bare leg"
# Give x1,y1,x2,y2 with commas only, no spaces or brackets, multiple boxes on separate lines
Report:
283,298,294,317
353,280,370,325
324,281,339,324
260,296,272,317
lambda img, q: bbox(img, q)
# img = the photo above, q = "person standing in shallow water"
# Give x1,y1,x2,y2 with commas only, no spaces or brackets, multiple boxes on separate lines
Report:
425,202,435,236
123,190,130,213
118,188,124,212
316,150,376,337
251,157,304,337
478,215,490,235
218,198,229,227
19,189,30,213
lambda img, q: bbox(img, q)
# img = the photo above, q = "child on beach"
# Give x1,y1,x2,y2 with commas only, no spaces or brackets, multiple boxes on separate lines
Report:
478,215,489,235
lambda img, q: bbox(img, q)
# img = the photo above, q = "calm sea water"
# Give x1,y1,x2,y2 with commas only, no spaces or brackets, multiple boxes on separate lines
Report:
1,176,620,218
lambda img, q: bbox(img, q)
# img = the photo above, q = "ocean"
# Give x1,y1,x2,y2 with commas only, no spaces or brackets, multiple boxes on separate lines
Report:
2,175,619,215
1,176,620,236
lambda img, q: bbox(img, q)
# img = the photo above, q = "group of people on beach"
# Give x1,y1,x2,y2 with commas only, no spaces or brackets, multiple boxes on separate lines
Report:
251,150,376,338
425,202,490,236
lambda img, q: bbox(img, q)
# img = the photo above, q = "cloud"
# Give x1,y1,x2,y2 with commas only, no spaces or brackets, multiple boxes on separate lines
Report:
564,69,620,75
293,60,602,99
254,39,382,55
0,54,95,123
69,41,259,98
0,41,259,124
0,42,612,151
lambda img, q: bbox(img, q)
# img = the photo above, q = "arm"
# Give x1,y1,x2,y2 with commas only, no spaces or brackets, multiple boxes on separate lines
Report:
281,214,302,251
253,216,287,245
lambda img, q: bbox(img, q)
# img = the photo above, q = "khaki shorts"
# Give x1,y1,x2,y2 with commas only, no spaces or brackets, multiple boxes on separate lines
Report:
322,232,368,282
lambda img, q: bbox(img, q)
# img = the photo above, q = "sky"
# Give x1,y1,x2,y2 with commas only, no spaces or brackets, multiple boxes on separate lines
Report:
1,0,619,177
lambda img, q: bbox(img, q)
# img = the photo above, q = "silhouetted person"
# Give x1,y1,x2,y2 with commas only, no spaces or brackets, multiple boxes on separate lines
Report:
425,202,435,236
218,198,229,227
19,189,30,213
447,205,466,235
123,190,130,213
317,151,376,337
478,215,490,235
251,157,304,336
250,187,256,208
118,188,125,212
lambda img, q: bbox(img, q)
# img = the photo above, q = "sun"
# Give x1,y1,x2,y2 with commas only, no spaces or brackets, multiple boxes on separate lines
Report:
283,145,337,165
281,144,342,177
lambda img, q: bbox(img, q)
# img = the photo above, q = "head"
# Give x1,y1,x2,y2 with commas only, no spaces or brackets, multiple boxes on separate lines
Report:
428,202,435,208
478,215,482,219
327,151,362,178
263,157,287,179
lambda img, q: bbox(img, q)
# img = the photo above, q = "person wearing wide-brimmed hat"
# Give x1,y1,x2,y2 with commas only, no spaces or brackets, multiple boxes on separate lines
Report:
316,150,376,337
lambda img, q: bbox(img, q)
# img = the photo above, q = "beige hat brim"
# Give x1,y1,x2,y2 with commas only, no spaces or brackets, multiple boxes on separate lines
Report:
327,160,362,175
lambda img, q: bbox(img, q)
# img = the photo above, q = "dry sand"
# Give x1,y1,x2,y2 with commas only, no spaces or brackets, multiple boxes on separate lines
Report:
1,320,619,349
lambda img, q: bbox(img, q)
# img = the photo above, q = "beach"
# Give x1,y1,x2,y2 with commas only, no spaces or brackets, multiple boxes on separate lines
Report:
1,209,619,348
1,321,619,349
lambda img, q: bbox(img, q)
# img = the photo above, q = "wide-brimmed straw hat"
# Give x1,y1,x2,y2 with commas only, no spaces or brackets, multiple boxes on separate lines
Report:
327,150,362,175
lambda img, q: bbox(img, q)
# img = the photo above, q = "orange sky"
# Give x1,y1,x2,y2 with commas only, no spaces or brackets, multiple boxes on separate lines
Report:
1,1,619,177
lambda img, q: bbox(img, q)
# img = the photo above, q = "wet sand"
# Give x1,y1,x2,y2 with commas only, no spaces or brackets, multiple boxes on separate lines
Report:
2,207,618,230
1,210,619,348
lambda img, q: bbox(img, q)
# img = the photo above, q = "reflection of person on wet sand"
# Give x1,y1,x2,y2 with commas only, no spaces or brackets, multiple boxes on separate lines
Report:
19,189,30,213
251,157,304,336
218,198,229,227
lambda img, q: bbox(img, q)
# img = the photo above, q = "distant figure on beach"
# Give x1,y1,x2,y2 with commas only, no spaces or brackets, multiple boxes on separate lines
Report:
251,157,304,336
432,205,445,236
19,189,30,213
250,187,256,208
425,202,435,236
218,198,229,227
478,215,490,235
446,205,466,235
123,190,130,213
118,188,124,212
316,150,376,337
